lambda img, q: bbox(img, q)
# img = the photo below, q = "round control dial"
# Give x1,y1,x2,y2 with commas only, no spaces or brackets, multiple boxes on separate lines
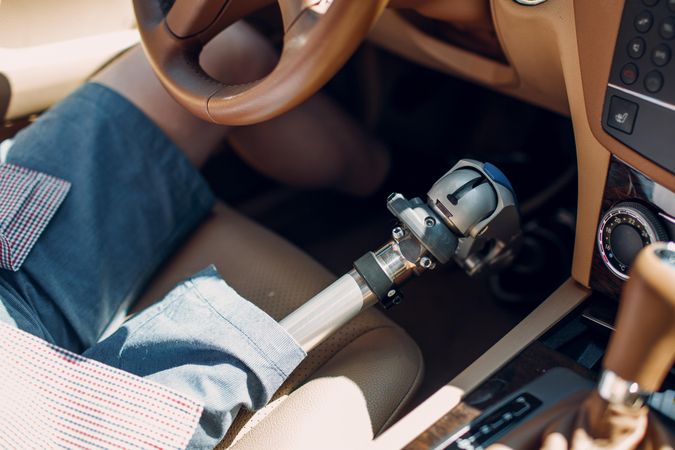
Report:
598,202,668,279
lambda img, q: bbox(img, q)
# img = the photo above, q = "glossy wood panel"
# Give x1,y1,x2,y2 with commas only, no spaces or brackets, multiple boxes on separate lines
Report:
590,157,674,299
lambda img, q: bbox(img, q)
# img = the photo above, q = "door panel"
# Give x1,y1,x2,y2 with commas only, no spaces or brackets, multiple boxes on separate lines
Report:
0,0,139,120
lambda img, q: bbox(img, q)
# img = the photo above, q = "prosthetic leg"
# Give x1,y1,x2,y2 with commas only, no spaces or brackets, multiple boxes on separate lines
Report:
280,159,522,352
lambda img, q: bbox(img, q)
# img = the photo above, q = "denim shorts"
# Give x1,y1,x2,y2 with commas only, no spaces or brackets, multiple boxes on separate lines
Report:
0,83,306,448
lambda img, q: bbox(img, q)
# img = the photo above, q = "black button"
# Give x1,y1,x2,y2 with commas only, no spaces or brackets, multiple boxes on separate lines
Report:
652,44,671,65
628,37,646,58
643,0,660,5
644,70,664,92
610,224,645,266
669,0,675,12
607,96,639,134
635,10,654,32
620,63,639,84
661,17,675,39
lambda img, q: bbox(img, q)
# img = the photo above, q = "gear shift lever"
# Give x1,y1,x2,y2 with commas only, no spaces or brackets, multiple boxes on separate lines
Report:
490,242,675,450
578,241,675,448
603,241,675,394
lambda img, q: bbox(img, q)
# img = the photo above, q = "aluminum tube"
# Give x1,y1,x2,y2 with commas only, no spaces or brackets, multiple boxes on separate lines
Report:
280,271,375,352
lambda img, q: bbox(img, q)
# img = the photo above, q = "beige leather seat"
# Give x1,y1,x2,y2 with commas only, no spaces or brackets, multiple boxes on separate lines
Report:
136,203,424,449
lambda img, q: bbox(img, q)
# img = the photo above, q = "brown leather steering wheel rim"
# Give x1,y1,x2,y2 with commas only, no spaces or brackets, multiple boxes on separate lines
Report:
133,0,388,125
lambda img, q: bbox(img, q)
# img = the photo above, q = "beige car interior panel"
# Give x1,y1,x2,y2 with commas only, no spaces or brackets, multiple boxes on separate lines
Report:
0,0,138,120
371,279,590,449
368,12,520,98
390,0,493,25
491,0,614,288
368,10,569,116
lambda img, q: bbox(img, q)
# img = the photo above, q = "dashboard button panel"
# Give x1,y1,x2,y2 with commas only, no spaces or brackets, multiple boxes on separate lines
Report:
603,0,675,173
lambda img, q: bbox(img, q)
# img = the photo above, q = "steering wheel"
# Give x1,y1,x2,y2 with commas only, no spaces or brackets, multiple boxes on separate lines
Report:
133,0,388,125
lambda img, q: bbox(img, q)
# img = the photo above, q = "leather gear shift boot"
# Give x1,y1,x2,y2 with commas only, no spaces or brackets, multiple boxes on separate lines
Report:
488,242,675,450
489,391,672,450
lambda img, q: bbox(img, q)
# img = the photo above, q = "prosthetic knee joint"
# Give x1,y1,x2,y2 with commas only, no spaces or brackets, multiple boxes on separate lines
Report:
281,159,522,351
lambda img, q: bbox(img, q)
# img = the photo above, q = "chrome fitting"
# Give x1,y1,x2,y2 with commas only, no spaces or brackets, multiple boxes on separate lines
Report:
597,370,648,409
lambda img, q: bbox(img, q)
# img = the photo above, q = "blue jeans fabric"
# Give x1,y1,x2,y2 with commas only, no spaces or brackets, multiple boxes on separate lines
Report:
0,83,306,448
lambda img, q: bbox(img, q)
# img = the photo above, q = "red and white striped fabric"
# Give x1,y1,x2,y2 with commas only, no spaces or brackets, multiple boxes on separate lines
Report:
0,163,71,271
0,323,203,449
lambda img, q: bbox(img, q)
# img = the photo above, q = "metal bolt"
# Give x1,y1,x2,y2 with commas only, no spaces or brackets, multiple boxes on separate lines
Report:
425,217,436,227
392,227,405,240
420,256,433,269
387,289,397,298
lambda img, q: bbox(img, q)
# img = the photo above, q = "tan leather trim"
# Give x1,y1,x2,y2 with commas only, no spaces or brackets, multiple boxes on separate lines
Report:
369,11,517,86
368,10,576,116
228,326,423,450
575,0,675,192
492,0,611,286
371,384,465,450
389,0,490,24
377,328,425,433
0,72,9,120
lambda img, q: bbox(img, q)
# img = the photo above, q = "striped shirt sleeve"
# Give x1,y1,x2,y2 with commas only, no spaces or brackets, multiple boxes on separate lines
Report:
0,323,203,449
